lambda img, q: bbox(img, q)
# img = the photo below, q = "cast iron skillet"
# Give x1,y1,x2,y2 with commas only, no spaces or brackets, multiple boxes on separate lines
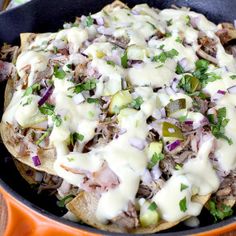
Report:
0,0,235,235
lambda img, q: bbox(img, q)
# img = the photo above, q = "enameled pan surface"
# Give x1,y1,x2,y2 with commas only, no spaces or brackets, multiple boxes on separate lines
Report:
0,0,235,234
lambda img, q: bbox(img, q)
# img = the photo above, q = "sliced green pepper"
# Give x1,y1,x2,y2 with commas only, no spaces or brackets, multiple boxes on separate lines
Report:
165,98,186,117
162,122,184,141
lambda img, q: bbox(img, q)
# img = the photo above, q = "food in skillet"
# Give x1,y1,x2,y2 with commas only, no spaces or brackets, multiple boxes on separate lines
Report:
0,0,235,233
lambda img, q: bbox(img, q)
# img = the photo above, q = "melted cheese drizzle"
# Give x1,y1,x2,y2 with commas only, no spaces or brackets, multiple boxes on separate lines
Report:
4,2,236,224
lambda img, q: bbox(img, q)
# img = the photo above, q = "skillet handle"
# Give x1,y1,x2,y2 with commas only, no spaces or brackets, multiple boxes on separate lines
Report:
0,187,98,236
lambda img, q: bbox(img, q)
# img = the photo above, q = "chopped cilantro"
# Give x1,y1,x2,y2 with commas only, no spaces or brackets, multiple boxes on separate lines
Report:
153,49,178,63
175,37,182,43
148,152,164,169
53,65,66,79
52,114,62,127
147,21,156,30
70,132,84,145
22,97,33,106
179,197,187,212
85,15,94,27
121,51,128,68
209,107,232,145
165,32,172,37
209,200,233,222
130,96,144,109
148,202,158,211
72,79,96,94
230,75,236,80
106,60,116,67
166,19,173,26
39,103,55,115
185,15,191,26
180,183,188,191
57,194,75,208
87,98,99,104
176,63,185,74
23,83,40,97
53,46,58,54
35,127,52,145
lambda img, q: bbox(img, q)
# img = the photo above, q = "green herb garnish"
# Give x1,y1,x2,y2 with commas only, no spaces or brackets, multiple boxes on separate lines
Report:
148,202,158,211
180,183,188,191
208,200,233,222
166,19,173,26
23,83,41,97
72,79,96,94
130,96,144,110
148,152,164,169
35,127,52,145
39,103,55,115
57,194,75,208
85,15,94,27
176,63,185,74
209,107,232,145
121,51,128,68
230,75,236,80
52,114,62,127
53,65,66,79
147,21,157,30
87,98,99,104
179,197,187,212
153,49,178,63
70,132,84,145
107,60,116,67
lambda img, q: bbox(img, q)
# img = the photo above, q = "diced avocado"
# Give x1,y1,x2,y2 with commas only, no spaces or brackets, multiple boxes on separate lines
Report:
109,90,132,114
139,201,160,227
148,142,163,160
127,45,146,61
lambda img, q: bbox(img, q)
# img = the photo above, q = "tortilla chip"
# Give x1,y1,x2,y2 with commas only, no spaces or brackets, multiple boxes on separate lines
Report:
14,159,38,185
66,191,210,234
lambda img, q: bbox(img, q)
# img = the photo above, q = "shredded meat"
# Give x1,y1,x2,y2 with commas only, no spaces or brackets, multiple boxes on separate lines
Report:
216,23,236,45
107,36,130,49
61,162,119,193
110,202,138,231
198,35,217,57
214,170,236,204
0,60,15,82
196,48,218,64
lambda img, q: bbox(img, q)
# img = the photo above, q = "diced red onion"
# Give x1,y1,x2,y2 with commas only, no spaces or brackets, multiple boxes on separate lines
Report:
184,120,193,125
217,90,226,95
131,9,139,15
141,169,152,184
34,172,43,182
97,26,113,35
227,85,236,94
129,138,146,150
57,180,71,196
119,128,127,135
151,165,162,180
190,16,200,28
178,58,188,71
96,17,104,26
160,108,166,118
171,78,179,92
152,109,162,120
234,20,236,29
38,85,53,107
212,91,225,102
165,87,176,96
167,140,181,151
73,93,85,104
32,155,41,167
